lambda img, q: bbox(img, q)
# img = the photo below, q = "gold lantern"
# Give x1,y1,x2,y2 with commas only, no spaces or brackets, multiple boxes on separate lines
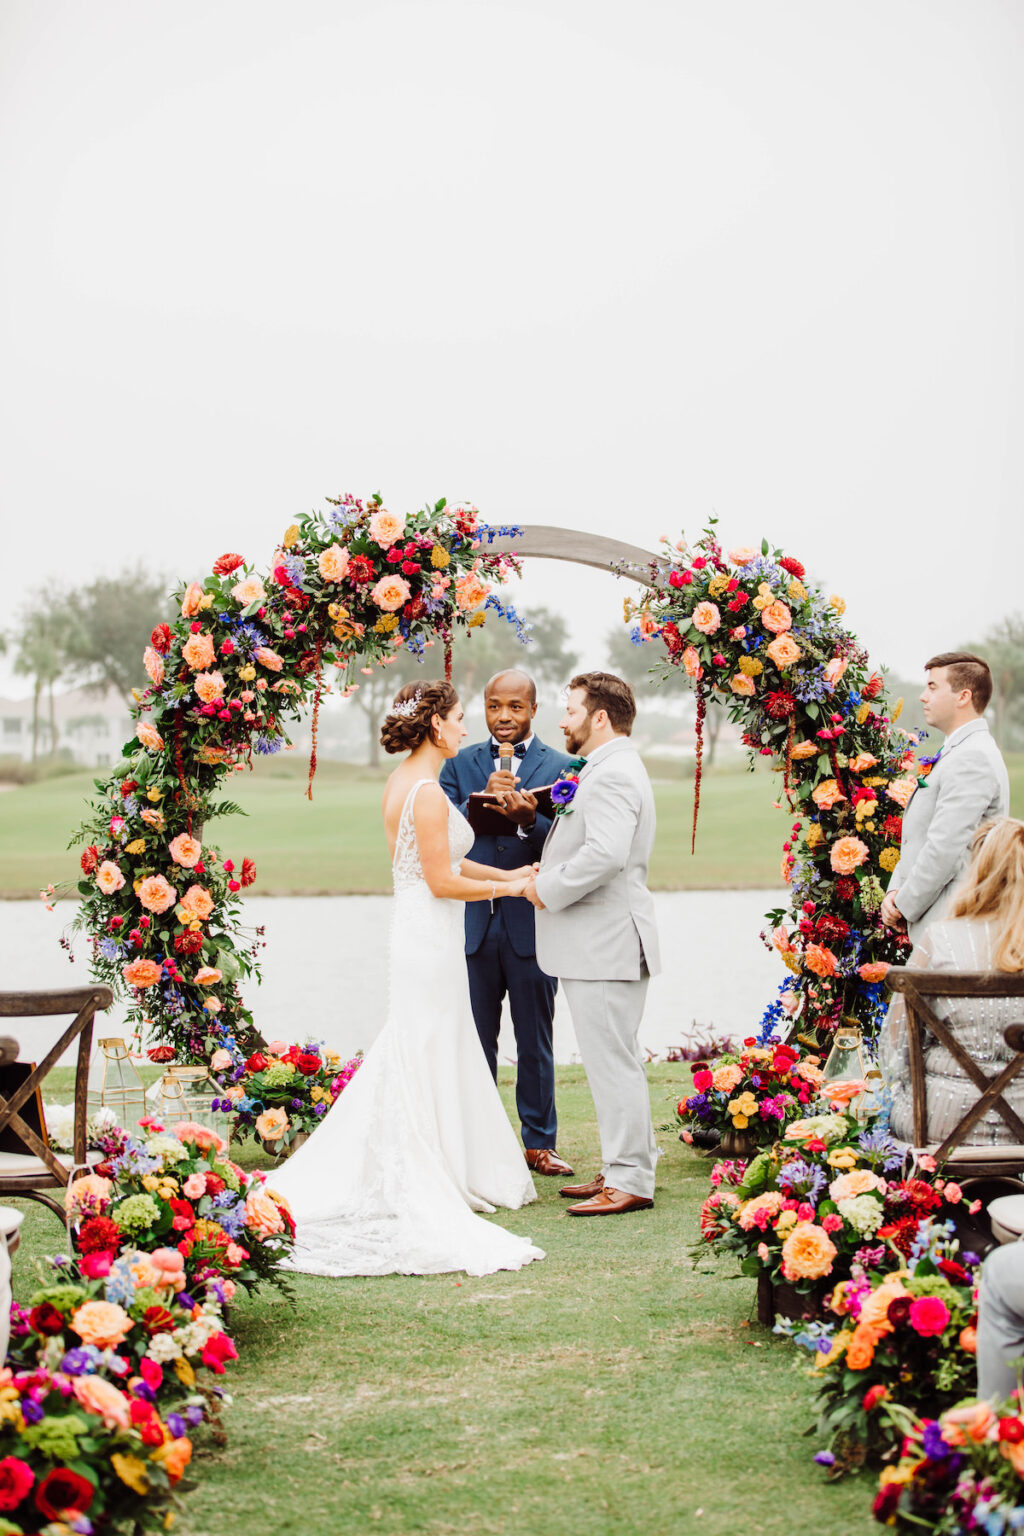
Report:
156,1065,222,1132
87,1038,147,1132
821,1022,877,1123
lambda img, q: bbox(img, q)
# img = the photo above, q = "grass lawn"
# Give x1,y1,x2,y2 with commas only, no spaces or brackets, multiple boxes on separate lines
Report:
11,1066,878,1536
7,752,1022,897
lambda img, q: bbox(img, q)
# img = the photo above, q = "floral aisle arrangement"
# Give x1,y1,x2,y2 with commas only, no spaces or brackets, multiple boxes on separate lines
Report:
781,1218,979,1475
65,1118,295,1299
676,1037,824,1150
208,1039,362,1152
57,494,523,1067
627,522,923,1044
871,1397,1024,1531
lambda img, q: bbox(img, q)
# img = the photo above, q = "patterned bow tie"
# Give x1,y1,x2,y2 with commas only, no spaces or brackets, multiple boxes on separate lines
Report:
491,739,528,758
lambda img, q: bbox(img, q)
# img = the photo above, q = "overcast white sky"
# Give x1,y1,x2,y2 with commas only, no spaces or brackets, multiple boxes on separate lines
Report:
1,0,1021,701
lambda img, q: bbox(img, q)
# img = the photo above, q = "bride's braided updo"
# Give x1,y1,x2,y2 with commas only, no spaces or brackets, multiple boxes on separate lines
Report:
380,680,459,754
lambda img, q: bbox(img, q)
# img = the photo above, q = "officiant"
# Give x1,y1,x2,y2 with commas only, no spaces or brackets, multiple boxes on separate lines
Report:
440,669,575,1177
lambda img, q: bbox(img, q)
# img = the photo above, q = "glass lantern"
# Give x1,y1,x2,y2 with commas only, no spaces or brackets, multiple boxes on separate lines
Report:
87,1038,147,1133
821,1022,875,1122
156,1065,222,1132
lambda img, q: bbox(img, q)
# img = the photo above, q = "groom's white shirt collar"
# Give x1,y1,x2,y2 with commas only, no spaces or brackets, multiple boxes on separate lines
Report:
581,735,631,771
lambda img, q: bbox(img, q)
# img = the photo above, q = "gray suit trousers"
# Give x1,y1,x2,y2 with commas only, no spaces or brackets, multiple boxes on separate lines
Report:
978,1243,1024,1401
562,972,657,1200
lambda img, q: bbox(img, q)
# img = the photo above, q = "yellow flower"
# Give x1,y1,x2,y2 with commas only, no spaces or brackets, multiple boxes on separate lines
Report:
753,595,769,611
430,546,450,568
147,787,163,802
112,1453,150,1495
238,664,257,681
856,703,871,724
622,598,634,622
283,523,300,548
707,573,730,599
131,687,144,703
806,824,824,848
814,1327,852,1371
374,614,400,634
830,594,846,615
310,1086,324,1103
173,1356,196,1388
132,878,143,895
125,839,146,855
142,1175,159,1192
864,775,889,788
468,613,486,627
738,656,763,677
891,697,904,723
327,602,348,621
788,579,808,602
827,1148,858,1170
199,592,214,609
854,799,874,822
879,847,900,872
776,1209,797,1236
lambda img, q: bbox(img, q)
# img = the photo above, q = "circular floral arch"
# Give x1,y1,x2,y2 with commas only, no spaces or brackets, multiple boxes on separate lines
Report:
66,497,917,1069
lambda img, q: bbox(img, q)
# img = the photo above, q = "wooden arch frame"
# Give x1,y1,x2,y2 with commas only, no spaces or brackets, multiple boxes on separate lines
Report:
486,526,662,587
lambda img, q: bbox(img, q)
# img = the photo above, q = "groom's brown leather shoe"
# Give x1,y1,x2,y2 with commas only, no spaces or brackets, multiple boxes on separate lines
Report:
567,1186,653,1217
525,1148,574,1177
559,1173,604,1200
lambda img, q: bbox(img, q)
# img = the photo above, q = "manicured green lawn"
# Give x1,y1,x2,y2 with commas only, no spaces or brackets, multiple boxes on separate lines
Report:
11,1067,877,1536
4,753,1022,899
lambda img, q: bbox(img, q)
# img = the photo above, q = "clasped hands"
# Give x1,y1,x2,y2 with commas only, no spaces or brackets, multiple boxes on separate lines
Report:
484,769,538,827
503,863,544,906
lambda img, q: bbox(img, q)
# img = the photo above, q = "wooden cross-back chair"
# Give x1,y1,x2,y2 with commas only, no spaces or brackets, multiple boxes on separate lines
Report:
0,986,113,1221
885,968,1024,1183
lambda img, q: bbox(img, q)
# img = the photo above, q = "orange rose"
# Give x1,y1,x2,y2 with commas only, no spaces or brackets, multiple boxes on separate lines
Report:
245,1186,286,1236
181,582,205,617
368,508,405,546
73,1374,132,1428
849,753,879,773
455,573,489,611
122,958,163,989
137,874,177,913
824,657,848,687
193,670,226,704
71,1299,133,1349
152,1436,193,1485
886,777,917,809
231,575,266,606
727,545,758,565
811,778,845,810
789,740,819,760
136,721,164,752
179,884,215,921
730,674,756,696
140,807,165,830
318,545,350,582
711,1063,743,1093
255,1108,289,1142
255,646,284,671
830,1169,886,1202
692,601,721,636
143,646,165,686
761,600,793,634
765,634,803,669
845,1322,882,1371
95,860,126,895
780,1222,837,1281
682,645,702,679
193,966,222,986
805,943,838,977
182,632,216,671
64,1172,113,1215
858,961,890,983
830,836,869,874
168,834,202,868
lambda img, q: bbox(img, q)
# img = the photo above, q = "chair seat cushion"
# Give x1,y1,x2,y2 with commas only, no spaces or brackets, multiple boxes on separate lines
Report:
918,1144,1024,1165
0,1208,24,1236
0,1149,104,1180
989,1194,1024,1244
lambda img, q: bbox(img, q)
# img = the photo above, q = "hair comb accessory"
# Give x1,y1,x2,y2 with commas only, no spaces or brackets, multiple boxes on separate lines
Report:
388,688,423,720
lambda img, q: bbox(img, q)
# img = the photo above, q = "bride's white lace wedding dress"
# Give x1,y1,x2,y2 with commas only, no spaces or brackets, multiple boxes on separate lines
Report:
268,779,545,1277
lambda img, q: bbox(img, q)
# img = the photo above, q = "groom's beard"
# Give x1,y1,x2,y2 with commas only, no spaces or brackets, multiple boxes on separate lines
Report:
562,723,590,755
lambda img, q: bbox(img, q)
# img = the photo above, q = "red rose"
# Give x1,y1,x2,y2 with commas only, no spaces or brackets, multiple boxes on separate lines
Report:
999,1417,1024,1444
201,1331,239,1375
692,1069,714,1092
778,557,805,579
147,1045,176,1063
35,1467,93,1520
80,845,100,875
937,1258,970,1285
143,1304,176,1335
668,569,692,589
28,1302,65,1336
246,1052,269,1073
241,857,257,887
150,623,173,654
204,1173,225,1197
872,1482,902,1521
862,1384,888,1412
77,1215,123,1255
296,1052,321,1076
0,1456,34,1511
213,553,245,576
169,1198,195,1232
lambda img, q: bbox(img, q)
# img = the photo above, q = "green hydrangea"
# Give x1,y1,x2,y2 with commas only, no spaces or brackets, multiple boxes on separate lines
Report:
114,1193,161,1235
836,1192,884,1237
28,1283,87,1313
261,1062,298,1088
21,1411,88,1462
860,875,885,914
212,1161,241,1192
145,1134,188,1163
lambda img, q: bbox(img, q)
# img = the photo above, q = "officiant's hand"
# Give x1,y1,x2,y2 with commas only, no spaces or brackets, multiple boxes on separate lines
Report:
502,788,538,826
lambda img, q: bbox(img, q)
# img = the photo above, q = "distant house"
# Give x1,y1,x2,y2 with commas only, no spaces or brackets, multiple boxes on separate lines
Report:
0,687,134,766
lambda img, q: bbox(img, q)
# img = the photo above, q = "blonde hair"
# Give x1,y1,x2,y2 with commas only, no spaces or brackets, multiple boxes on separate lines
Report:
949,818,1024,972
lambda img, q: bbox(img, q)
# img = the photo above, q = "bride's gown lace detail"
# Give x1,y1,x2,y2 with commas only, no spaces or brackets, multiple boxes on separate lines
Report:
268,779,544,1277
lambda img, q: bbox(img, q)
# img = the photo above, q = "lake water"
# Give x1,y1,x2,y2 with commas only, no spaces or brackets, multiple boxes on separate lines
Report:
0,892,786,1066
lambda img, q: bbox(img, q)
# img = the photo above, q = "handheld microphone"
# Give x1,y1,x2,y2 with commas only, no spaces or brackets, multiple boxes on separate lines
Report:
499,745,514,777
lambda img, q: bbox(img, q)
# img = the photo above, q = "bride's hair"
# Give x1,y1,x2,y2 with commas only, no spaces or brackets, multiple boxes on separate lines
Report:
949,817,1024,972
380,680,459,755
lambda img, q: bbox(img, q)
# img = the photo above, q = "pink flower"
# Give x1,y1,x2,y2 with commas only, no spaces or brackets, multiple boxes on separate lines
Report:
761,601,793,634
95,860,126,895
194,670,226,704
943,1182,963,1205
318,544,350,582
908,1296,951,1337
182,631,216,671
821,1213,843,1233
692,601,721,636
730,674,756,696
368,508,405,546
255,646,284,672
727,546,758,565
917,1154,938,1172
143,646,165,686
183,1173,207,1199
231,575,266,606
122,958,163,989
138,874,177,914
168,834,202,868
830,836,870,875
136,720,164,752
181,582,205,617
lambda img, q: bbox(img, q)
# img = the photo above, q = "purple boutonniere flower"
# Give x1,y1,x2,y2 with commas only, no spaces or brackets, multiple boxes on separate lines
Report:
551,756,587,817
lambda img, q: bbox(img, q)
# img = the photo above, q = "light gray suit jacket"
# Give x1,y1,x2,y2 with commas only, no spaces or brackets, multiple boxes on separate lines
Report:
534,736,661,982
888,717,1010,944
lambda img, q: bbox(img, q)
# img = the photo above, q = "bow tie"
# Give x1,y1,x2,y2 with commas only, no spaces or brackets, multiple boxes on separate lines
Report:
491,739,528,758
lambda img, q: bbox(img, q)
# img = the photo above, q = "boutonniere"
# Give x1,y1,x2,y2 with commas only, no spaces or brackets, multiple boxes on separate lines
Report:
916,750,941,789
551,756,587,817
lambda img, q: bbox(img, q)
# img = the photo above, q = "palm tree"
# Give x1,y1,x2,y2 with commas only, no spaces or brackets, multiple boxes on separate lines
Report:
13,606,66,760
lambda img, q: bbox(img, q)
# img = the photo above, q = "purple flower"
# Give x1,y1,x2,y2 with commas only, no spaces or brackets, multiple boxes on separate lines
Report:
550,777,579,807
61,1347,98,1376
922,1421,952,1460
167,1412,186,1439
184,1403,205,1427
132,1382,157,1404
813,1450,835,1466
21,1398,44,1424
177,1291,195,1310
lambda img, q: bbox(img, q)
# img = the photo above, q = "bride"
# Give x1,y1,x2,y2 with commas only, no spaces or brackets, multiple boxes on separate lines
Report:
268,679,545,1277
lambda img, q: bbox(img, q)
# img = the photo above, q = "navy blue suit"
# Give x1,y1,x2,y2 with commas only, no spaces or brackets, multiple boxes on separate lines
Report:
440,736,574,1149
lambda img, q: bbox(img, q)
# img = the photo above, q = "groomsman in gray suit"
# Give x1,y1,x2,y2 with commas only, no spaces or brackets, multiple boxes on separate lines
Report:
881,652,1010,945
524,672,660,1217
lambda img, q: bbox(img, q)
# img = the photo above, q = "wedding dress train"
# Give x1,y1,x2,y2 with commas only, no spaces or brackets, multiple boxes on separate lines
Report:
267,779,545,1277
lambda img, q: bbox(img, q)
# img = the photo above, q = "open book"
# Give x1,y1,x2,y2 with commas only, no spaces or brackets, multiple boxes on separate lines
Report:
466,783,558,837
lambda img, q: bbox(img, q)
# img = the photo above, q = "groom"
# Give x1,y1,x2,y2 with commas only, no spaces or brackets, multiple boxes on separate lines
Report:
440,669,575,1176
524,672,660,1216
